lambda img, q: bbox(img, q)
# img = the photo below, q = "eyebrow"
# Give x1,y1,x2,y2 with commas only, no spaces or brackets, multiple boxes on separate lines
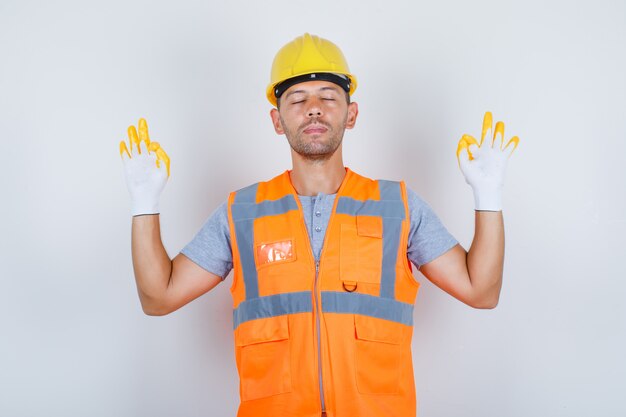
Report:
284,86,341,99
284,89,306,99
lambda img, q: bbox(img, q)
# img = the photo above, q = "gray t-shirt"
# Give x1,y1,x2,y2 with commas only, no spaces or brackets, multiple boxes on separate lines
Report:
181,188,457,279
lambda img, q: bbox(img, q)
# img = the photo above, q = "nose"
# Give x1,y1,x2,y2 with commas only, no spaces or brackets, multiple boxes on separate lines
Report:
306,97,323,118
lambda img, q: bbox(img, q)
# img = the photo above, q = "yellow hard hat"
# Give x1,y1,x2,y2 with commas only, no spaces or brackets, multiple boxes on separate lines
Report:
266,33,358,106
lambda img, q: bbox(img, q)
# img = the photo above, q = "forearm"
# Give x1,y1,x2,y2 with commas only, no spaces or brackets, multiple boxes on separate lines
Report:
466,211,505,308
131,214,173,314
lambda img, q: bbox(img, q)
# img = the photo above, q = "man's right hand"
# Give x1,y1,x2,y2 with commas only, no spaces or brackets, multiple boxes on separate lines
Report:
119,118,171,216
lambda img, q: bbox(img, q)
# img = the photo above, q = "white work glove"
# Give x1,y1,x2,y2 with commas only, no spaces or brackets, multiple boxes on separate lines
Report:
119,118,170,216
457,112,519,211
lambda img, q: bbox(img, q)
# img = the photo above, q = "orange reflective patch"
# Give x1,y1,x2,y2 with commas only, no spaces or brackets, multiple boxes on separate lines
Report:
256,239,294,266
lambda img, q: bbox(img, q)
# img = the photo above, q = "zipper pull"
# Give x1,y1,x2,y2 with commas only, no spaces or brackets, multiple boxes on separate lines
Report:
315,261,320,273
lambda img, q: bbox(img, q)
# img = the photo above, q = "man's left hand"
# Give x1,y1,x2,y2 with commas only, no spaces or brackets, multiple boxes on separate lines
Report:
456,111,519,211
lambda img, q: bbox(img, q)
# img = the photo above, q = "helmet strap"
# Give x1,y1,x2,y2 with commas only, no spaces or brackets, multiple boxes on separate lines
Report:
274,73,351,100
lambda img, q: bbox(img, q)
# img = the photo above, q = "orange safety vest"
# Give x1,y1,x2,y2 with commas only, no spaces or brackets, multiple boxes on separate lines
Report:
227,168,420,417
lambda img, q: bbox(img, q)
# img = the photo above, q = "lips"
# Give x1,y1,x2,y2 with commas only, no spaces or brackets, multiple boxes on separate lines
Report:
303,124,328,134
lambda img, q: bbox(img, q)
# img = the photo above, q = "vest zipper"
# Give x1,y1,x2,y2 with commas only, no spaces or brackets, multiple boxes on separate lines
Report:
293,175,351,414
315,260,326,413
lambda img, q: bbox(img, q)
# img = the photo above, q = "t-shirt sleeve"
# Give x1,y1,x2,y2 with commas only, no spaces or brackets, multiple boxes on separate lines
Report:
406,187,458,268
180,201,233,279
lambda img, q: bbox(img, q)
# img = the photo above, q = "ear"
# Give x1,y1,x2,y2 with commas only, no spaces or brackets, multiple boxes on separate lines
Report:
270,108,284,134
345,102,359,129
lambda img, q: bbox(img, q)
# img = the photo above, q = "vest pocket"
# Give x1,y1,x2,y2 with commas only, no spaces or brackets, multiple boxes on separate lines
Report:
354,315,403,395
235,315,292,401
340,216,383,285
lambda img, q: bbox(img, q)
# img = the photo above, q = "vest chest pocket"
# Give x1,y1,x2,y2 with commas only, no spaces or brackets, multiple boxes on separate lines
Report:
340,215,383,285
235,315,292,401
354,314,405,395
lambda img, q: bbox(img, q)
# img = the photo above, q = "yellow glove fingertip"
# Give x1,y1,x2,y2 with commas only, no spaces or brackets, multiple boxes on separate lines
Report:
127,125,138,140
148,141,161,153
155,148,171,177
461,134,478,145
127,125,140,154
119,141,131,158
460,134,479,160
481,111,493,146
138,118,151,146
494,121,505,147
505,136,520,156
456,138,468,158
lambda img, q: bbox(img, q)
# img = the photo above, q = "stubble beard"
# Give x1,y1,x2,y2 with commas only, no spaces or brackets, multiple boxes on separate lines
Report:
280,116,347,162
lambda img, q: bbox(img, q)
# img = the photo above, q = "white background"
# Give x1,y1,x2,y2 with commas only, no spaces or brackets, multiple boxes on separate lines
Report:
1,0,625,416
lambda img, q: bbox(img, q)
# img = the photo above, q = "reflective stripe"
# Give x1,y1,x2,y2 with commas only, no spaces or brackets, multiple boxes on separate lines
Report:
232,184,299,300
335,198,405,219
335,180,404,219
378,181,405,298
233,291,313,329
232,184,260,299
234,218,258,299
381,218,402,299
378,179,402,201
232,195,299,220
233,182,258,204
321,291,414,326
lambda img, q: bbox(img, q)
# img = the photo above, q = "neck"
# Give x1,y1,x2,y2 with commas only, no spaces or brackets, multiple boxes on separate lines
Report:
289,148,346,196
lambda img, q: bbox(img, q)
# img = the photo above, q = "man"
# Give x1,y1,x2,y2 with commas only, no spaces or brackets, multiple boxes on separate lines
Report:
120,33,519,417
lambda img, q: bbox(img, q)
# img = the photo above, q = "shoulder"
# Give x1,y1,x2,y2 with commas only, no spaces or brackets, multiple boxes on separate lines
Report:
230,171,291,203
404,186,441,224
197,201,230,231
352,169,406,200
405,187,429,208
